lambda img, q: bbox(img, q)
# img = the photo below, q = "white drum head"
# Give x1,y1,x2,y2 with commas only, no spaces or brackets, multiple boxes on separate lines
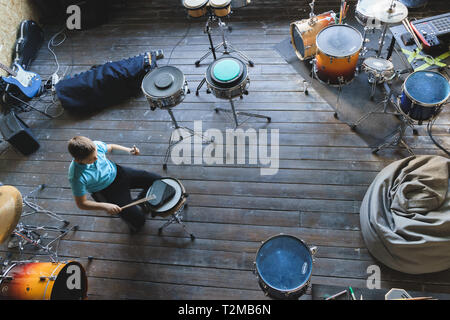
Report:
356,0,391,18
363,57,394,72
183,0,209,9
151,178,183,213
210,0,231,8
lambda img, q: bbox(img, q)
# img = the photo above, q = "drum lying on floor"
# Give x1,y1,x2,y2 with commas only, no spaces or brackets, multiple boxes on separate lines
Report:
254,234,317,300
290,11,336,61
400,70,450,121
0,261,88,300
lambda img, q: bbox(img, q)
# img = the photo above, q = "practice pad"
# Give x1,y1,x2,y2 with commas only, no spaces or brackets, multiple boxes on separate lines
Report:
142,66,185,98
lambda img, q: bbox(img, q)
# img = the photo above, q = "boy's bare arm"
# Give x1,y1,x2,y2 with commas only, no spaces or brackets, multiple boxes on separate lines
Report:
107,144,140,155
74,194,121,215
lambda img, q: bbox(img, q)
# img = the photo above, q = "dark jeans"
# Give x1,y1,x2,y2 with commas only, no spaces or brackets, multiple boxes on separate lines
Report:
92,164,161,232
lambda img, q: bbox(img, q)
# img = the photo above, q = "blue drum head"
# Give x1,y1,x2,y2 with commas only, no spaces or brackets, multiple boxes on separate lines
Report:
404,71,450,106
256,235,313,292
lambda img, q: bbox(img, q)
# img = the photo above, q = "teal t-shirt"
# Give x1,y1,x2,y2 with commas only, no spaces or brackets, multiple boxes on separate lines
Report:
68,141,117,197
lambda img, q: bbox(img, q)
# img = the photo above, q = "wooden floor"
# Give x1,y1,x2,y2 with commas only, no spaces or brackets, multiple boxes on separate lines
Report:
1,0,450,299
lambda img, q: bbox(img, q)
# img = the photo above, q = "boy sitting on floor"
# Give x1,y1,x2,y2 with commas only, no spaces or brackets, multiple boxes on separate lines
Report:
67,136,161,233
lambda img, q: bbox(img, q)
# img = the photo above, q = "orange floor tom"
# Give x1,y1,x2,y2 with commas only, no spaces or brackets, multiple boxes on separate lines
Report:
314,24,363,86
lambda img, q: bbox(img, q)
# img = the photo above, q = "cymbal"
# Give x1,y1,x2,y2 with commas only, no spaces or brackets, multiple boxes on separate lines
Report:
373,1,408,24
0,186,23,244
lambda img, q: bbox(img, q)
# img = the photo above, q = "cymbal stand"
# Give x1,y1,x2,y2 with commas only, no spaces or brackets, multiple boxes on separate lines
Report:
308,0,316,18
351,81,415,155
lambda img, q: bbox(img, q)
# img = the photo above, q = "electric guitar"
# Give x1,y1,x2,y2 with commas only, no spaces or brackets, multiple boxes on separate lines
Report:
0,62,41,102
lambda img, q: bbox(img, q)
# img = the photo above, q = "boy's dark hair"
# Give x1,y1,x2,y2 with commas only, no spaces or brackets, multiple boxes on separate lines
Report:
68,136,96,161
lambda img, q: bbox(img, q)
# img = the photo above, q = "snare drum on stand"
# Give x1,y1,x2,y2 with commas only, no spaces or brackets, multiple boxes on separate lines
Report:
254,234,317,300
146,178,194,240
314,24,363,86
361,57,395,99
142,66,213,170
290,11,336,61
0,261,88,300
183,0,210,18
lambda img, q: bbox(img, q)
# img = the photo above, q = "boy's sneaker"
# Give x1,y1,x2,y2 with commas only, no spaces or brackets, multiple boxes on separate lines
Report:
153,49,164,60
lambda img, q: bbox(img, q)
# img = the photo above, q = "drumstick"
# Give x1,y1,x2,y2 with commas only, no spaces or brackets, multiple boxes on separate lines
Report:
120,194,156,210
402,18,422,50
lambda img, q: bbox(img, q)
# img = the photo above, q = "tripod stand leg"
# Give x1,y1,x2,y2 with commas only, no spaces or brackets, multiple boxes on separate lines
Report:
226,43,254,67
196,78,206,96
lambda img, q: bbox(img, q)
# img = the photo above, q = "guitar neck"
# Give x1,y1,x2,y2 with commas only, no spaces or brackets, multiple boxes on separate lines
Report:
0,62,17,77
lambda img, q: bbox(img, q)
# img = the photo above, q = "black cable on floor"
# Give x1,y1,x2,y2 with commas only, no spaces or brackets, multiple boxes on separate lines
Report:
427,116,450,157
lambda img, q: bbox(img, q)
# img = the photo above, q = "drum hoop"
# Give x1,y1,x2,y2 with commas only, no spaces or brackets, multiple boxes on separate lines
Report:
205,57,248,91
312,63,355,87
210,0,231,8
316,24,363,58
43,262,66,300
402,71,450,107
141,67,187,100
255,234,313,293
206,75,249,91
289,24,306,60
0,263,17,286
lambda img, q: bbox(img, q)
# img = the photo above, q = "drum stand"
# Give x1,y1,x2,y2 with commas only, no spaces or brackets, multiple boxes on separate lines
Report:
21,184,69,226
7,184,79,262
215,97,271,128
195,13,254,96
157,203,195,240
194,13,254,68
9,223,78,262
163,108,214,170
350,81,415,155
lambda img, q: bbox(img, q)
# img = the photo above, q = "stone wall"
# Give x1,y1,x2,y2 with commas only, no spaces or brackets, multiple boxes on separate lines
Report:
0,0,39,76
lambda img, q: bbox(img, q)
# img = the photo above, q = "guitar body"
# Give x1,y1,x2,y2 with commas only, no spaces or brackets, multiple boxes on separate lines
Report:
1,63,41,100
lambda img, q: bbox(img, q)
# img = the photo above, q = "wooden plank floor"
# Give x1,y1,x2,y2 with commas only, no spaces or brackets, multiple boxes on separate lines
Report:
1,0,450,299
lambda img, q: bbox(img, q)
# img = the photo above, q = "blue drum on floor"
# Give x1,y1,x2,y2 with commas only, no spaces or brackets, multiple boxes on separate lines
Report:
400,70,450,121
254,234,316,299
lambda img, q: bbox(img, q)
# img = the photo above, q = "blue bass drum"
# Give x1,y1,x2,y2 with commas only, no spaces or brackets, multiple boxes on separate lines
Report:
400,70,450,121
254,234,317,299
